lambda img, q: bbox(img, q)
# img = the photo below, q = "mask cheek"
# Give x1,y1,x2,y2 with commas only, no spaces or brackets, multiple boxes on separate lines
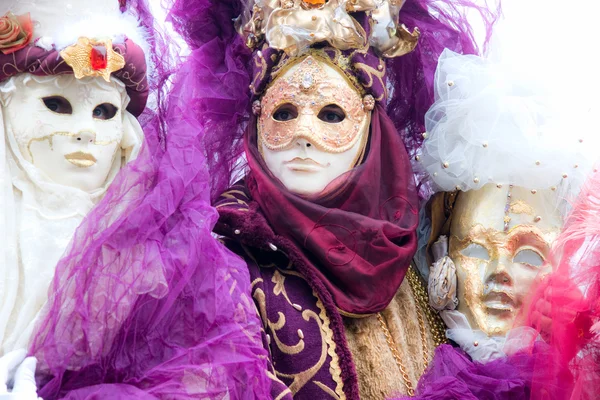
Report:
316,117,362,152
260,117,297,150
453,253,488,329
94,119,123,144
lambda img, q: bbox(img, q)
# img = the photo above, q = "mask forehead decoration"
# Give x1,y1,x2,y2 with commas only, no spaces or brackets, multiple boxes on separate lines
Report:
259,55,370,153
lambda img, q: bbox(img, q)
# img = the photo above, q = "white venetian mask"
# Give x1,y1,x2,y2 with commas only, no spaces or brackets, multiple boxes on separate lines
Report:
258,56,371,196
1,74,137,193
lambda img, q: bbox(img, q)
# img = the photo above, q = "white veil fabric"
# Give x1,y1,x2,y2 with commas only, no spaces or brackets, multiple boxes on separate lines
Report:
0,76,143,355
421,0,600,198
417,0,600,362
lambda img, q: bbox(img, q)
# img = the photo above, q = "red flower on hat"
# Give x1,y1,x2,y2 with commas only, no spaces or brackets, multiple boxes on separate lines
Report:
0,12,33,55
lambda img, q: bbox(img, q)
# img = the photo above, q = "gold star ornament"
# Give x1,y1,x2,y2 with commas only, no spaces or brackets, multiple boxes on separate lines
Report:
60,37,125,82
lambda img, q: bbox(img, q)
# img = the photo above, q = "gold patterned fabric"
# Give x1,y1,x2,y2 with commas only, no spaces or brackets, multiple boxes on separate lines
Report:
344,267,446,399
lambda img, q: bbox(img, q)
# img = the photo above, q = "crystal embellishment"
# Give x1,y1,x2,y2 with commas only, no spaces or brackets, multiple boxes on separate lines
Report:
90,45,108,70
301,73,314,89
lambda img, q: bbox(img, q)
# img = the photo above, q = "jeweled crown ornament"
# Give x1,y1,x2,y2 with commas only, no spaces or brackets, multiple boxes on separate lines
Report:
3,0,150,81
241,0,419,57
61,38,126,82
1,0,151,115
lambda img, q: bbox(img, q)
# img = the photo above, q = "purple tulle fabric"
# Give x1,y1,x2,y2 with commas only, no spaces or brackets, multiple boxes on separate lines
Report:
168,0,498,202
390,344,530,400
392,343,576,400
26,1,271,399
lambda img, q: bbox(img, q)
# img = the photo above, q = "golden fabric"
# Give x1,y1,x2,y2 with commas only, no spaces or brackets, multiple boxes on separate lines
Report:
344,271,445,399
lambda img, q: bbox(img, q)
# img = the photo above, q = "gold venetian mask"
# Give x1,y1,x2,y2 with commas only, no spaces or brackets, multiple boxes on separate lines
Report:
449,184,562,336
257,55,372,195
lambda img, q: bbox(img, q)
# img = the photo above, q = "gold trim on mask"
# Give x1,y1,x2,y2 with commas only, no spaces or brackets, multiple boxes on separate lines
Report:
268,49,366,98
27,131,118,164
258,54,370,156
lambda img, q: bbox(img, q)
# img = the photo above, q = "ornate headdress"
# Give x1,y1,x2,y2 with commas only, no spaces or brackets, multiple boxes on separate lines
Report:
168,0,495,199
0,0,151,116
241,0,419,58
240,0,420,105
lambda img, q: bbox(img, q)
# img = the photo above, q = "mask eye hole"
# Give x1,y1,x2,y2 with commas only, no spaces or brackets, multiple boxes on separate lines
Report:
273,103,298,122
93,103,119,120
513,249,544,267
460,243,490,260
43,96,73,114
318,104,345,123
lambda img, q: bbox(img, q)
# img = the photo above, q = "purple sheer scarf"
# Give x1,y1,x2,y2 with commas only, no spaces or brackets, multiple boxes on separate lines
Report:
30,86,270,399
25,1,271,398
392,343,573,400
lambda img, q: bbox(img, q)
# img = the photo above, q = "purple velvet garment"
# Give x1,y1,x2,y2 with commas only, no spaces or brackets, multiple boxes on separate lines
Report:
215,183,360,400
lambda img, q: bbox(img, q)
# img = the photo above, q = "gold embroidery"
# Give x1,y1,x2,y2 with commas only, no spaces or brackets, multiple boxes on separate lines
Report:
352,61,387,102
272,270,298,307
269,311,306,355
220,189,249,199
215,201,249,211
251,277,264,288
268,370,293,400
276,308,328,394
253,52,268,91
246,244,346,399
253,288,269,327
314,381,341,399
274,267,345,398
217,188,250,210
313,293,346,400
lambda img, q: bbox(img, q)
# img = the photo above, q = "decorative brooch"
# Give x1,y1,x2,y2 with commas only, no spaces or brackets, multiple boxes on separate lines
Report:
0,12,33,55
60,37,125,82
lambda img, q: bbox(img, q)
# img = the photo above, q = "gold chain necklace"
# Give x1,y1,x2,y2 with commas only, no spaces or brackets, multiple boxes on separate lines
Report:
377,267,448,397
377,313,415,397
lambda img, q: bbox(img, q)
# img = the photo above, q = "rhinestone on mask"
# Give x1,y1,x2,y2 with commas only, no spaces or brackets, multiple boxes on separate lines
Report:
301,72,314,90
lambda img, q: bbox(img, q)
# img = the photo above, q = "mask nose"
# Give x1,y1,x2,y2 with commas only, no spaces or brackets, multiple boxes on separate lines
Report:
295,137,314,149
484,256,514,292
74,130,96,144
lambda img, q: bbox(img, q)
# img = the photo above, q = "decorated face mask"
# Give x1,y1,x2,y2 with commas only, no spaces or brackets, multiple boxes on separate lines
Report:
258,55,372,195
449,184,562,336
2,74,128,193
